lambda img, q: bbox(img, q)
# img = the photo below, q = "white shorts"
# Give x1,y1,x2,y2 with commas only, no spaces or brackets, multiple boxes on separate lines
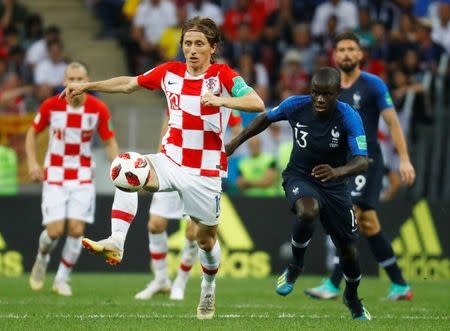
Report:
147,153,222,226
41,183,95,225
149,191,184,220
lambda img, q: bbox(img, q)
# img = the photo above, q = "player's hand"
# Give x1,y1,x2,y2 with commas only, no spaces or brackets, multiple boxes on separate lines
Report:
201,92,223,107
311,164,340,182
237,177,250,190
28,162,44,182
59,83,87,102
399,159,415,185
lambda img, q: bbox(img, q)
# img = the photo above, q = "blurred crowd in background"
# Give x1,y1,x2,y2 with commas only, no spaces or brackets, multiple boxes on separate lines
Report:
0,0,449,198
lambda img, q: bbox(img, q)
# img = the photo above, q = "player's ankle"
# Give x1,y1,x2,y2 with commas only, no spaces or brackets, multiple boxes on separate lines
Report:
110,232,125,248
37,252,49,262
201,279,216,293
155,275,170,283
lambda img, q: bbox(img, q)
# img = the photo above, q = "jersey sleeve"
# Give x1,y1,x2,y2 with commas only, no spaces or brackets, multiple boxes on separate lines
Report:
220,65,254,97
97,103,115,141
137,63,168,90
341,104,368,156
373,76,395,112
227,109,242,127
32,98,52,133
266,96,309,122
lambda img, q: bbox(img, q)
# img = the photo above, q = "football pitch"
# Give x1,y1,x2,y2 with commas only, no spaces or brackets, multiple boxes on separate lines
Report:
1,274,449,330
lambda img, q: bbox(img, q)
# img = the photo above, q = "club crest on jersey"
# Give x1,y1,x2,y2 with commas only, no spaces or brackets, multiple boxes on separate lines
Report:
352,91,361,109
205,77,220,94
330,126,340,148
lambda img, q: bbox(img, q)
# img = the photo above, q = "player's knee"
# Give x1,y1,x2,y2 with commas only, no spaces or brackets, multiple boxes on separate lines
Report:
46,227,63,239
296,207,318,223
67,222,85,237
196,237,214,251
68,228,84,238
295,198,319,223
148,218,166,233
185,227,196,241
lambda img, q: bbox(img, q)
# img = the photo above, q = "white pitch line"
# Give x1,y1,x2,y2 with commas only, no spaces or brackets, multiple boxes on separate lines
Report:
0,313,449,320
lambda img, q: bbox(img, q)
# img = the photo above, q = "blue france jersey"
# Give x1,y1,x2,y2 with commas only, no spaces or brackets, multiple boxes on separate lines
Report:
267,95,367,186
339,71,394,157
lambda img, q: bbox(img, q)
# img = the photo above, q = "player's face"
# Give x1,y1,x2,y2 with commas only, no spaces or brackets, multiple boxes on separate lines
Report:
182,30,216,70
311,83,339,114
64,67,88,86
335,39,362,73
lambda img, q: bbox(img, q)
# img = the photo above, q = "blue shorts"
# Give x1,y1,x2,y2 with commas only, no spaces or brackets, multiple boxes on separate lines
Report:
349,155,383,210
283,175,359,243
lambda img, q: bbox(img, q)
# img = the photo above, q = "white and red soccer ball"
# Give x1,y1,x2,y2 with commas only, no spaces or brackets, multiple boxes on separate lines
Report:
110,152,150,192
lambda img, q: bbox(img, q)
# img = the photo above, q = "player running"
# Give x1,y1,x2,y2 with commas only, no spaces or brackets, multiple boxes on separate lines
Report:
226,67,371,320
305,32,415,301
135,111,242,301
26,62,119,296
60,17,264,319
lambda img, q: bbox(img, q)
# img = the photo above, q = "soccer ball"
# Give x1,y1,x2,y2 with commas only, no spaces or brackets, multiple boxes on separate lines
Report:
110,152,150,192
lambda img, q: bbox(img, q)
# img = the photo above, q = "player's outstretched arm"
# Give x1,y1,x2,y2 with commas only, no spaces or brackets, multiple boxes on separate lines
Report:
312,156,368,182
201,90,264,113
225,112,271,156
103,137,119,162
59,76,140,102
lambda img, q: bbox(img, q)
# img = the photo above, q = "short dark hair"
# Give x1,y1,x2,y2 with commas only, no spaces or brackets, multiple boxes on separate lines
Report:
334,31,361,48
312,67,341,88
180,16,222,63
44,25,61,36
3,24,18,36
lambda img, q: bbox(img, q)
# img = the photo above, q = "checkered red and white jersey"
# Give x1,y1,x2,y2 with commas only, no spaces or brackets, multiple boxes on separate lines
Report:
32,94,115,185
138,62,250,177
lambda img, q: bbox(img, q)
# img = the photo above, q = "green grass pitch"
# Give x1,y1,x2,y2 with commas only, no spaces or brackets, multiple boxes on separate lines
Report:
1,274,449,330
